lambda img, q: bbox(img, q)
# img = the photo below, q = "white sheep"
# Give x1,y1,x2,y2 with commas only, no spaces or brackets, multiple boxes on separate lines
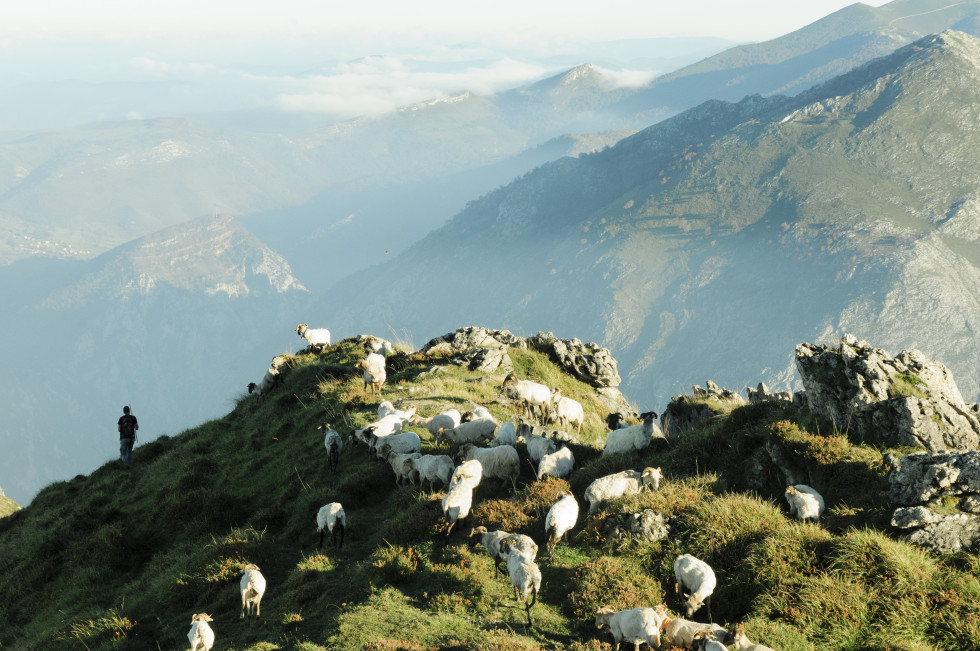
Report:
499,537,542,626
187,613,215,651
461,405,494,422
694,629,731,651
240,563,266,618
296,323,331,351
544,491,579,557
316,502,347,550
501,374,552,424
449,458,483,490
458,443,519,491
602,411,661,457
377,401,416,421
374,431,422,460
584,467,662,514
732,623,776,651
407,454,455,491
550,387,584,435
363,334,396,356
784,484,825,522
353,413,405,446
490,421,518,447
438,417,498,446
355,352,387,397
536,444,575,480
469,527,539,574
594,606,662,651
442,475,477,535
656,605,729,649
674,553,716,621
517,423,558,463
386,450,421,486
247,366,280,397
411,408,462,437
317,423,342,473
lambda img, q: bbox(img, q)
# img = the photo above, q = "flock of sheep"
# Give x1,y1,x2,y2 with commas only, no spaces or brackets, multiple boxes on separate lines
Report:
189,323,824,650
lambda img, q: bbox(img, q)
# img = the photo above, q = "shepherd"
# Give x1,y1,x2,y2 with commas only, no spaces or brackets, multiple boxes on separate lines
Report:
117,405,139,467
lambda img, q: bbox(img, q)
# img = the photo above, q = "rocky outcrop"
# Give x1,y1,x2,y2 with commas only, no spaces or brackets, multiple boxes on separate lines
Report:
891,506,980,554
746,382,795,405
661,381,745,438
796,334,980,451
527,332,621,388
602,510,673,543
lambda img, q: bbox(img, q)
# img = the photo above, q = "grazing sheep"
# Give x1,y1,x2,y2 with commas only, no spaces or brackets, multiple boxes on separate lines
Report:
603,411,662,457
377,401,416,421
296,323,331,351
363,334,396,356
605,412,630,430
536,444,575,480
407,454,455,491
316,502,347,550
501,374,552,424
355,352,387,397
499,537,542,626
731,623,776,651
247,366,281,398
784,484,825,522
551,388,584,435
595,606,662,651
411,408,463,437
374,431,422,460
386,450,421,486
317,423,342,473
674,554,716,621
584,467,662,514
353,414,403,445
187,613,215,651
461,405,494,422
438,417,498,446
442,474,478,535
656,605,729,649
491,421,518,447
693,629,731,651
450,458,484,490
240,564,266,618
458,443,519,491
469,526,540,577
517,422,558,463
545,491,579,558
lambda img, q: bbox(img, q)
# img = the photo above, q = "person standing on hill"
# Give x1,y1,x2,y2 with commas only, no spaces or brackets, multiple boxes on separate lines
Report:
117,405,139,467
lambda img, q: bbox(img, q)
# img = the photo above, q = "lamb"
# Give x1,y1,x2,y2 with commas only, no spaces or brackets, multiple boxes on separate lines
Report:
656,605,729,649
442,473,478,535
386,450,421,486
490,421,518,447
550,388,584,435
784,484,825,522
355,352,387,397
501,374,552,424
499,537,542,626
374,431,422,460
536,444,575,480
457,443,519,491
602,411,661,457
187,613,215,651
240,563,267,618
674,554,716,621
247,366,281,397
517,422,558,463
411,408,462,437
437,417,497,446
407,454,455,491
316,502,347,550
594,606,662,651
296,323,331,351
544,491,579,557
584,467,662,514
731,623,777,651
317,423,342,473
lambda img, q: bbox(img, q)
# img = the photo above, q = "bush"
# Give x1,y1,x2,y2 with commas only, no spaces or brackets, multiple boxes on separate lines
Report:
566,556,665,620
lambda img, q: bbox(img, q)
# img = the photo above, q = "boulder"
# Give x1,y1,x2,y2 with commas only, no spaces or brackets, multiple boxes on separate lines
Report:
420,326,525,355
746,381,793,405
903,514,980,554
661,381,745,438
796,334,980,451
888,451,980,505
602,510,673,543
527,331,621,388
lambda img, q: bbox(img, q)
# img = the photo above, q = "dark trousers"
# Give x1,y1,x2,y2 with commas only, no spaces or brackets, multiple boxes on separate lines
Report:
120,437,135,466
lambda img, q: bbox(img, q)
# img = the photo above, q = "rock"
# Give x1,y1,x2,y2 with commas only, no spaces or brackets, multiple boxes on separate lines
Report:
960,495,980,514
456,347,512,374
746,381,793,405
796,336,980,451
420,326,525,355
661,381,745,438
903,514,980,554
602,510,673,543
891,506,944,529
888,451,980,505
528,332,621,388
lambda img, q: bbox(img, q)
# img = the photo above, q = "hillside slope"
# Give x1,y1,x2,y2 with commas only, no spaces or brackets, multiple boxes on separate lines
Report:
2,332,979,649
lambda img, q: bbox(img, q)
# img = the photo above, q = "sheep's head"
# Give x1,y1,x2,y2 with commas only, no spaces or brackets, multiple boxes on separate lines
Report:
595,605,616,628
247,382,257,394
640,410,659,422
316,422,332,432
785,485,800,499
456,443,473,461
641,467,663,490
296,323,308,336
468,525,487,546
685,595,706,618
241,563,260,573
190,613,213,623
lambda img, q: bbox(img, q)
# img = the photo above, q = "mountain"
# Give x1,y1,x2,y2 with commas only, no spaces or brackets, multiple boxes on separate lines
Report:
0,215,310,504
317,30,980,413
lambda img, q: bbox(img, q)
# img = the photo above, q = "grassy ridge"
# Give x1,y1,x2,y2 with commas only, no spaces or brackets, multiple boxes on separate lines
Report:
1,337,979,649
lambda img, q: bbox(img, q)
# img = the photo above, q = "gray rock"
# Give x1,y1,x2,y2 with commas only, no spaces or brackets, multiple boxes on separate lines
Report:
455,347,513,374
662,381,745,438
960,495,980,515
528,332,622,388
602,509,672,543
888,451,980,505
903,514,980,554
420,326,525,355
891,506,944,529
746,381,793,405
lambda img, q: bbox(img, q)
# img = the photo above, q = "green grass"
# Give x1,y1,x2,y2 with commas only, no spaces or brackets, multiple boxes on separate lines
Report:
1,336,979,649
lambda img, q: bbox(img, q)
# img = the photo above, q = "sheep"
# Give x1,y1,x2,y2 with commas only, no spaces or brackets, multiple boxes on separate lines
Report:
315,502,346,550
377,401,416,421
602,411,662,457
437,417,497,446
605,412,630,430
353,413,405,446
490,421,518,447
550,387,584,435
386,450,421,486
731,623,776,651
584,467,662,514
544,491,579,558
187,613,215,651
407,454,455,491
449,458,483,490
247,366,280,397
374,431,422,460
317,423,342,473
693,629,731,651
517,422,558,463
501,374,552,424
363,334,396,356
469,527,539,575
240,563,266,618
594,606,662,651
784,484,825,522
458,443,519,491
461,405,494,422
656,605,730,649
411,408,462,437
674,554,716,621
296,323,331,351
536,444,575,480
442,474,478,535
355,352,387,397
499,537,542,626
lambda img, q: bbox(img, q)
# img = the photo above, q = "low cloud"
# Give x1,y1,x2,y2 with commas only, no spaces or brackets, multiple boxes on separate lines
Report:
131,57,216,74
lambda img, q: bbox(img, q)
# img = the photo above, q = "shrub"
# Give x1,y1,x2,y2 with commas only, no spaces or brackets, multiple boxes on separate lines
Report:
369,545,425,585
566,556,665,620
